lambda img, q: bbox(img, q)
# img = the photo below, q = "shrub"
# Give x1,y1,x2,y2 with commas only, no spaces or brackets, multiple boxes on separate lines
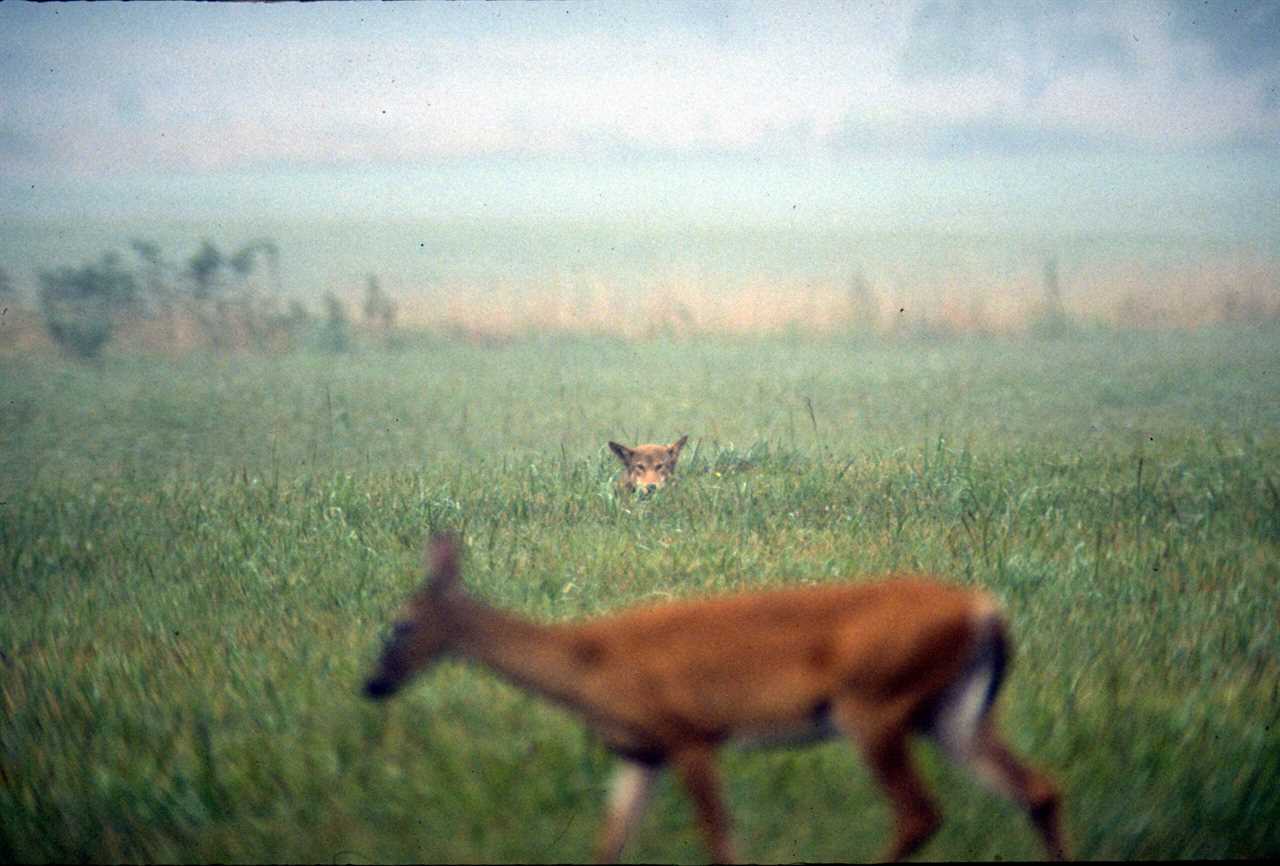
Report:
38,253,138,361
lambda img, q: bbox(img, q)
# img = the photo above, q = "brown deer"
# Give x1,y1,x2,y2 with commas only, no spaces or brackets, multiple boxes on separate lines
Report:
364,535,1067,863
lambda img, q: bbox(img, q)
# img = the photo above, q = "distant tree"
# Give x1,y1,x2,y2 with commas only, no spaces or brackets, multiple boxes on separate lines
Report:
1043,257,1062,313
1043,258,1058,299
188,240,225,301
226,238,280,291
228,241,266,348
130,239,161,266
285,298,311,332
130,238,180,328
38,252,139,361
184,240,233,348
259,239,282,295
230,239,292,350
362,274,398,337
847,270,879,333
1031,256,1072,339
320,292,351,353
0,267,15,349
0,267,16,350
229,246,255,284
131,239,163,288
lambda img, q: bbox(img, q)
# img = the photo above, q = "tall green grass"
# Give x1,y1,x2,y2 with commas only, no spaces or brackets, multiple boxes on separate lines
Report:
3,326,1279,862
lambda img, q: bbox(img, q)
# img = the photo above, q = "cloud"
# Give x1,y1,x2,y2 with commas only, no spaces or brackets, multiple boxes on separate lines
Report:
1167,0,1280,74
0,0,1276,180
0,125,42,162
829,113,1116,159
898,0,1137,83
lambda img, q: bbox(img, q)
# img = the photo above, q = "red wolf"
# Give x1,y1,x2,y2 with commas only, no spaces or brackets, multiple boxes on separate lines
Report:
608,435,688,491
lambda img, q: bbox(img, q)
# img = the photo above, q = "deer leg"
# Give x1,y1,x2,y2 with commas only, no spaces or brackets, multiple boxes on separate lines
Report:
865,735,942,862
595,759,660,863
943,720,1069,861
833,700,940,862
672,745,737,864
924,642,1068,862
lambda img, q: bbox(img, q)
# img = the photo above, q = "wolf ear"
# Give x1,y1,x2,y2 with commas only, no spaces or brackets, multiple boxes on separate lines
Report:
671,434,688,454
423,534,461,597
608,441,633,463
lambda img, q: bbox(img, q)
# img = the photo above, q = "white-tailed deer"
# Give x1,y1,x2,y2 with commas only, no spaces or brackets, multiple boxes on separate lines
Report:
609,435,688,492
364,535,1067,863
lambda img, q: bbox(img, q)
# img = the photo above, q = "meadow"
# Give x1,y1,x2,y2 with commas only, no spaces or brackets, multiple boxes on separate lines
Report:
2,324,1279,862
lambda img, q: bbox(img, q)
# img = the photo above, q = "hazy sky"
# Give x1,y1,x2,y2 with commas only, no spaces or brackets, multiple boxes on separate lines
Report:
1,1,1278,237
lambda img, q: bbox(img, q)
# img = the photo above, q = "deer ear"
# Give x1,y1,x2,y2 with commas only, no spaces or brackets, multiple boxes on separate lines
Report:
423,534,461,596
671,434,688,454
608,441,632,463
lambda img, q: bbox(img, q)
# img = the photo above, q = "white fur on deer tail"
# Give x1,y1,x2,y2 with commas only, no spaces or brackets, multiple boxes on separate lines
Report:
929,592,1010,760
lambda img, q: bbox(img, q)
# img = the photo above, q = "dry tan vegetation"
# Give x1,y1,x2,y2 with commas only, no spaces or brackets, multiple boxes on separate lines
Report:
4,255,1277,355
399,254,1280,341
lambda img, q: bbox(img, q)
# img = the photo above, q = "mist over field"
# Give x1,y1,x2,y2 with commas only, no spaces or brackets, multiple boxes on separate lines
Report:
3,3,1280,864
2,1,1278,333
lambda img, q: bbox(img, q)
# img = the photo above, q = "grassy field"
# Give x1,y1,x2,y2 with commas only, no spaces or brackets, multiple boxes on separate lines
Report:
2,325,1279,862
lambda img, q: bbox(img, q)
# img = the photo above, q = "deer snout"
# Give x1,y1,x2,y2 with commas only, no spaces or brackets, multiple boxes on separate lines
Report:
363,677,400,700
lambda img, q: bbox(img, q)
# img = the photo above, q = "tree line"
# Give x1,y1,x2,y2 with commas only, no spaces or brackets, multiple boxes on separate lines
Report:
8,240,396,360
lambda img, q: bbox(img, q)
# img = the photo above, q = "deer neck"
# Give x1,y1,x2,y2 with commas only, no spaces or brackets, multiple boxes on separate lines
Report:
447,594,590,709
